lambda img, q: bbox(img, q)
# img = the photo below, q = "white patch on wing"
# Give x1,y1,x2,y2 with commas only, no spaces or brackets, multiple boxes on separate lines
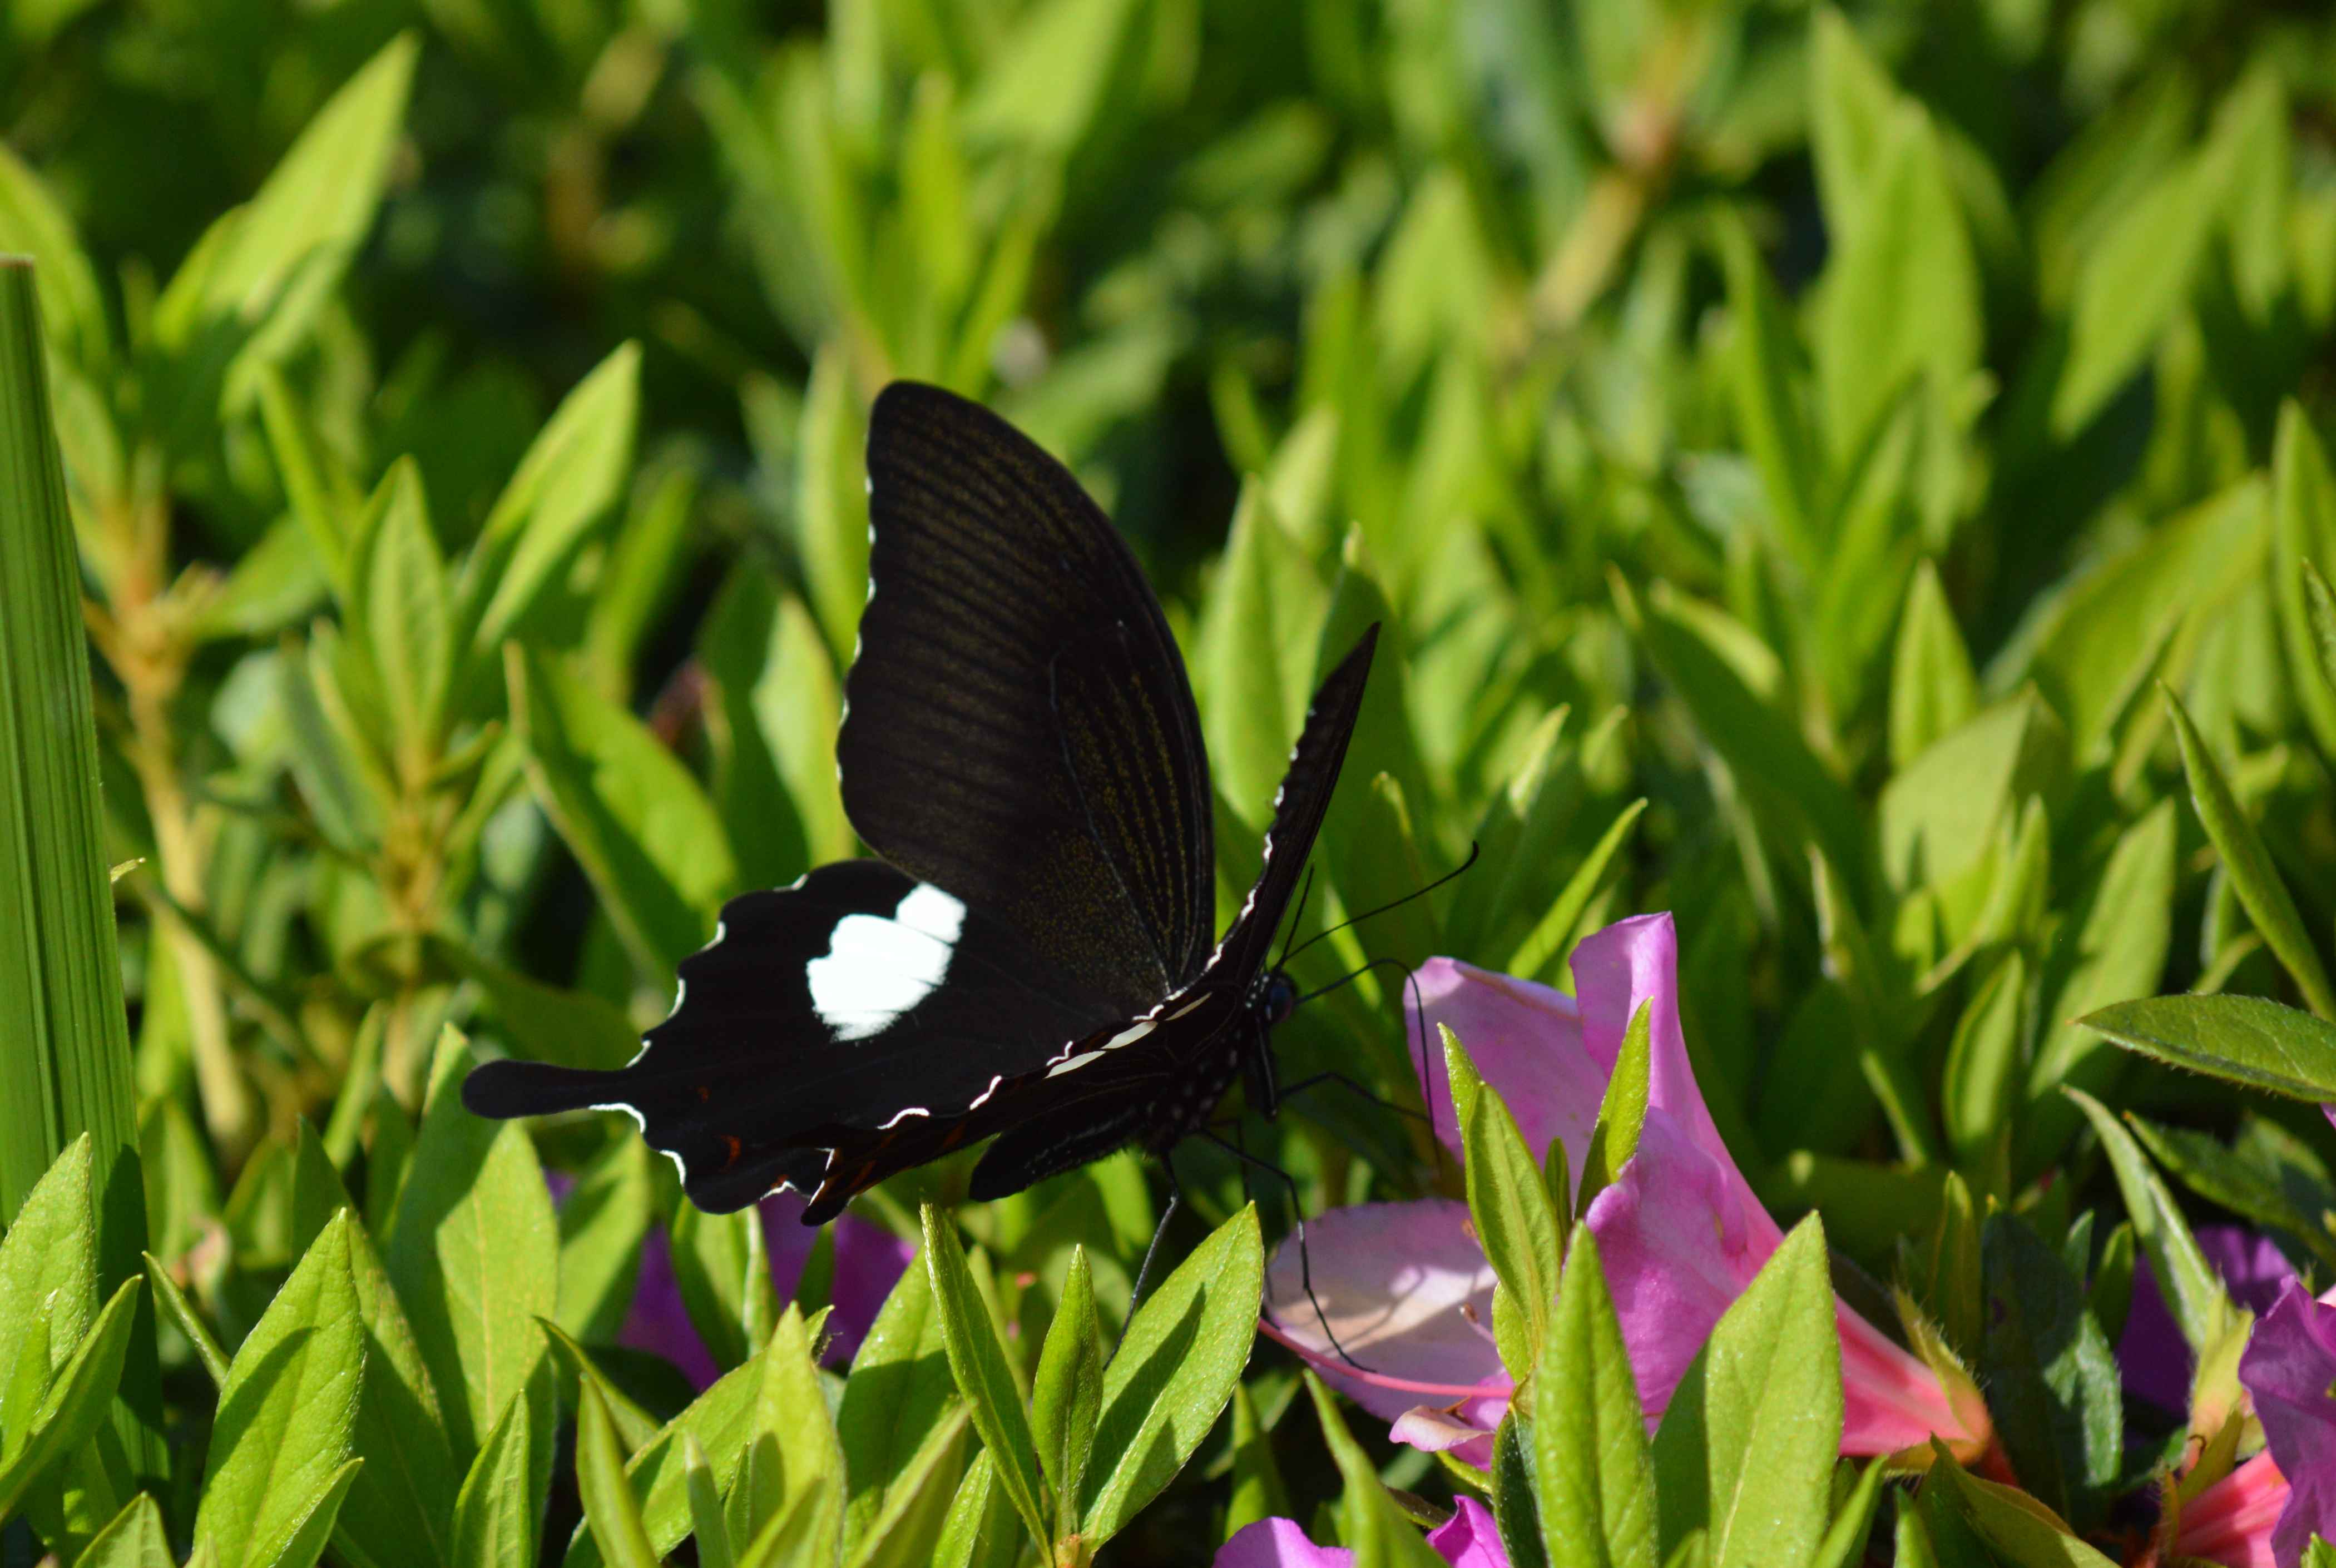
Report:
807,883,967,1040
1104,1019,1156,1049
1047,1050,1105,1079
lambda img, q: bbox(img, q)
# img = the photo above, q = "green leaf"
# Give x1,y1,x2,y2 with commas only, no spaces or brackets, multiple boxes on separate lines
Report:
1889,562,1981,771
1615,575,1867,892
1303,1371,1444,1568
1224,1379,1290,1542
1942,951,2025,1177
2078,993,2336,1102
508,644,738,977
0,146,108,367
0,1134,98,1426
280,631,390,858
1506,798,1648,985
1031,1246,1103,1538
1533,1229,1657,1568
80,1492,174,1568
1815,90,1981,470
153,35,418,404
0,1275,139,1517
2062,1089,2235,1356
2022,800,2178,1164
451,1372,551,1568
252,1458,364,1568
555,1134,653,1344
1812,1461,1889,1568
2125,1113,2336,1274
671,1203,778,1375
1976,1215,2120,1530
684,1435,734,1568
1077,1204,1264,1547
1493,1412,1551,1568
2022,479,2268,759
1196,479,1329,827
920,1207,1050,1554
540,1322,661,1456
1650,1217,1842,1567
1580,1001,1652,1217
1878,694,2061,904
430,941,642,1076
2047,146,2216,439
725,1306,843,1563
195,1213,367,1568
2273,403,2336,760
1451,1026,1561,1376
340,1204,460,1568
255,365,360,590
344,462,452,775
461,344,643,661
1924,1442,2119,1567
792,346,874,664
929,1448,1026,1568
2165,687,2336,1018
1715,214,1820,566
576,1378,660,1568
386,1030,557,1463
145,1252,231,1389
838,1253,965,1561
751,591,852,867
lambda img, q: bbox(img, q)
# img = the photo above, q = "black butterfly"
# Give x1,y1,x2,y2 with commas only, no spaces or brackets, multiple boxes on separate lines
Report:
463,381,1376,1228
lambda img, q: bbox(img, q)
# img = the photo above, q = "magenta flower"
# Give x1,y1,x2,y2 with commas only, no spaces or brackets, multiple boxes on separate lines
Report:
1266,915,1987,1463
1215,1498,1504,1567
2228,1281,2336,1563
2117,1224,2298,1413
549,1172,912,1389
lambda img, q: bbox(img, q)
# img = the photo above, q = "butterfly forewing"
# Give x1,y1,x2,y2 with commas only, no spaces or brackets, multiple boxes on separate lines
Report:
844,384,1215,1016
465,380,1382,1228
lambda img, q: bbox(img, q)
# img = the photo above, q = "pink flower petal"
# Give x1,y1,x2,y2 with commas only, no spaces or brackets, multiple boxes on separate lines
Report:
1586,1106,1980,1453
1407,959,1603,1184
1426,1497,1508,1568
1215,1519,1354,1568
2177,1451,2286,1568
1572,915,1779,1255
1264,1199,1510,1435
1389,1402,1503,1469
1583,1109,1764,1420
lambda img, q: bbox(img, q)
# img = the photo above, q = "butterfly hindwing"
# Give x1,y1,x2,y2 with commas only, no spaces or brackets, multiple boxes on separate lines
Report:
462,859,1122,1211
845,384,1215,1017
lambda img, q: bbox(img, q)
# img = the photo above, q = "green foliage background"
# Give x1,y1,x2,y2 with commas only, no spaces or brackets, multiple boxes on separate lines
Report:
8,0,2336,1560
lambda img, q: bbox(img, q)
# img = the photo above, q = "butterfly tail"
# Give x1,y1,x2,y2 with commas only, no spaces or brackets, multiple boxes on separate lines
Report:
461,1058,626,1119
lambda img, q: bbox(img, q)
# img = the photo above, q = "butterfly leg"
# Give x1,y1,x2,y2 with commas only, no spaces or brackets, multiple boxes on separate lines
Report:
1194,1129,1374,1374
1278,1070,1432,1123
1123,1159,1183,1341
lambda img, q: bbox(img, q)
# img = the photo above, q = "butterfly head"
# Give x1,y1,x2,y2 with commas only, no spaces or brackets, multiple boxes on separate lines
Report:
1258,970,1298,1027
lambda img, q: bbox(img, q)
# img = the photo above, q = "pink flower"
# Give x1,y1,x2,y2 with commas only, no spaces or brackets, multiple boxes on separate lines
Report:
2221,1281,2336,1564
1214,1498,1505,1566
2177,1452,2286,1568
1266,915,1987,1465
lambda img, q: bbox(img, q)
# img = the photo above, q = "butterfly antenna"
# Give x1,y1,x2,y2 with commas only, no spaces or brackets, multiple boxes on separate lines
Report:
1197,1129,1375,1374
1279,841,1481,966
1275,861,1320,972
